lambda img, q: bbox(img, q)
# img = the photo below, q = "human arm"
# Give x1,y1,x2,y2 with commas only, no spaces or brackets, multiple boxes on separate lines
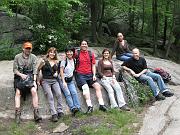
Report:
122,66,136,76
97,59,106,79
36,58,45,85
60,66,67,88
59,60,68,88
13,55,28,80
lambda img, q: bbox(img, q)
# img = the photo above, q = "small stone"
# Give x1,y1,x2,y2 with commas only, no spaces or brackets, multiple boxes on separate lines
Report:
53,123,69,133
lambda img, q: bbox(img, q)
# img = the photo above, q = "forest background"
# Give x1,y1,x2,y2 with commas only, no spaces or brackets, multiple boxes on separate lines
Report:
0,0,179,62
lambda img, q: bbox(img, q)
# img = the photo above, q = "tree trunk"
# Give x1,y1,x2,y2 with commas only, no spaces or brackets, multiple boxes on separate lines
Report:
97,0,105,36
173,0,180,46
128,0,134,33
162,0,169,50
90,0,98,43
152,0,158,55
141,0,145,34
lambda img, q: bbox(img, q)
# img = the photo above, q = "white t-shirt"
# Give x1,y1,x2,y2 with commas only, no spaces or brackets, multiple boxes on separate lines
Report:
60,58,74,78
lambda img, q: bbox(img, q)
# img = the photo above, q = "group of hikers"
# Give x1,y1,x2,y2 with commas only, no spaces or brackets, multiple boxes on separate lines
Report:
13,32,174,124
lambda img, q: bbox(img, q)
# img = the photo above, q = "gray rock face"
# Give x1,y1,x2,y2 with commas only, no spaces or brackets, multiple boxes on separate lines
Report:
0,12,32,46
1,48,180,120
108,20,129,36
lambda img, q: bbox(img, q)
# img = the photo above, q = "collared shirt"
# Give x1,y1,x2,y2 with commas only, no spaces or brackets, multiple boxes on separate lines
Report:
13,52,37,75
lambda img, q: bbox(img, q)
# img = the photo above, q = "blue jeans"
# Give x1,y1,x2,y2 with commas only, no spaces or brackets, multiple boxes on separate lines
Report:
138,71,167,96
117,53,133,61
59,80,81,111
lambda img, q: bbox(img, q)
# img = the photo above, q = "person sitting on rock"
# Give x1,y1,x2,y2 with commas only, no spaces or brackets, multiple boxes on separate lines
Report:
121,48,174,101
13,42,42,124
111,33,133,61
98,48,130,111
37,47,64,122
58,45,81,116
74,40,108,114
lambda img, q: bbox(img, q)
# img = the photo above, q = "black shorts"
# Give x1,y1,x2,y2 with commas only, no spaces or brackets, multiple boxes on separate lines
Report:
14,76,31,98
75,72,96,90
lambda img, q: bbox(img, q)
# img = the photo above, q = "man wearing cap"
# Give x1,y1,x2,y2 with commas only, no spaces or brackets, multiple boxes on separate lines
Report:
13,42,42,124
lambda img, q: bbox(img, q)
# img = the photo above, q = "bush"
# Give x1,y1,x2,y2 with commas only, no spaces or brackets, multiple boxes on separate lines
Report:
0,47,21,60
29,24,69,54
129,78,153,105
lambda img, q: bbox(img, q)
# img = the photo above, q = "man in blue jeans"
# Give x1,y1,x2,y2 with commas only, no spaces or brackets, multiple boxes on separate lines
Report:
122,48,174,101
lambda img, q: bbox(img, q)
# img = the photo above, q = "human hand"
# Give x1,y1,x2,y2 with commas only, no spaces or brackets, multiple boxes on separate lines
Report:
21,74,28,80
93,75,96,81
53,72,58,78
63,81,67,88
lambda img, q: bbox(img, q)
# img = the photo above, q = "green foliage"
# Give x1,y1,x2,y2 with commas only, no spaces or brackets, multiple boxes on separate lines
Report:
8,121,37,135
0,47,21,60
129,78,153,105
72,109,137,135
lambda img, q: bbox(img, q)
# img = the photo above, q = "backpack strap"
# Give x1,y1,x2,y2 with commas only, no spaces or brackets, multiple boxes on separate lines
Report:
75,50,92,69
58,58,68,74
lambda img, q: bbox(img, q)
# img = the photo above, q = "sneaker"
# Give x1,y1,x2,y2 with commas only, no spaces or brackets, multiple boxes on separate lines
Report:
120,104,130,111
52,114,58,122
72,108,79,116
155,94,166,101
86,106,93,114
57,112,64,119
162,91,174,97
99,105,108,112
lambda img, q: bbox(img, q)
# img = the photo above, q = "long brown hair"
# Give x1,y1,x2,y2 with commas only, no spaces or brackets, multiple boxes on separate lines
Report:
46,47,58,60
102,48,111,60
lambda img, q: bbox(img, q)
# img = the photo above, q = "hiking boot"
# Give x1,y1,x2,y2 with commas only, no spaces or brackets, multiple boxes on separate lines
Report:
120,104,130,111
86,106,93,114
99,105,108,112
57,112,64,119
162,91,174,97
34,109,42,122
155,93,166,101
52,114,58,122
72,108,79,116
15,109,21,124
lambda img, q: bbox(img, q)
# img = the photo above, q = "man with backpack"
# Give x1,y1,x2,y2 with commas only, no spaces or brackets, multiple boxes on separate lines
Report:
74,40,107,114
122,48,174,101
13,42,42,124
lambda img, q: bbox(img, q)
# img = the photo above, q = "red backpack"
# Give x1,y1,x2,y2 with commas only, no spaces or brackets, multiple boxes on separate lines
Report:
153,68,171,83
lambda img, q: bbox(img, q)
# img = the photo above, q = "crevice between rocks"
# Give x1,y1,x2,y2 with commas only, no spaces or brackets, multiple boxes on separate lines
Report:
158,96,179,135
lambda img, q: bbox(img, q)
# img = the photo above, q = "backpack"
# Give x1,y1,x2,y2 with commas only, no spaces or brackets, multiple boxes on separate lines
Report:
58,58,76,74
153,68,171,83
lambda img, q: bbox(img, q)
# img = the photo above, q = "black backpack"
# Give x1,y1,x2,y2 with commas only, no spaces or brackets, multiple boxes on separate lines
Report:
58,58,76,74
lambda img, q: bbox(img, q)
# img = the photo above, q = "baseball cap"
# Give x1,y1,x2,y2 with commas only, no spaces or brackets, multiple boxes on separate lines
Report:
23,42,32,49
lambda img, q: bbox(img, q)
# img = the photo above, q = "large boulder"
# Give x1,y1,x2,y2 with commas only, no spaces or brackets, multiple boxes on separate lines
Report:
1,47,180,120
108,20,129,37
0,12,32,46
0,50,118,119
